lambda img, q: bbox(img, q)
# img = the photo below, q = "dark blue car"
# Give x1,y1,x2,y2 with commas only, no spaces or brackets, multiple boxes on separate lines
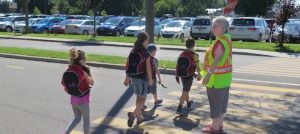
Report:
31,17,64,33
97,17,136,36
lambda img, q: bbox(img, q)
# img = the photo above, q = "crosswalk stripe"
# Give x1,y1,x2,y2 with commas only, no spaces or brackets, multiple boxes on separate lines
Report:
92,116,195,134
122,100,269,133
233,70,300,78
231,83,300,94
167,91,289,111
234,69,300,76
238,66,300,74
70,130,83,134
241,64,300,69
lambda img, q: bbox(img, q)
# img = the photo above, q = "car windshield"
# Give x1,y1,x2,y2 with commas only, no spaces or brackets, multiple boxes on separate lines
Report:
232,19,255,26
69,20,84,25
131,20,146,26
59,20,74,25
193,19,210,26
161,19,171,25
36,19,50,24
104,17,121,25
2,17,13,22
166,22,183,28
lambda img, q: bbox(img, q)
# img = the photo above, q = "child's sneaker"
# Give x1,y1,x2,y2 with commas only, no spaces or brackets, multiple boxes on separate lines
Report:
154,99,163,106
187,100,194,111
176,105,182,114
127,112,135,127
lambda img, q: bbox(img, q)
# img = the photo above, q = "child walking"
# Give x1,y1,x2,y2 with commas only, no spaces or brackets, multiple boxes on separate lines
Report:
175,38,201,114
124,32,153,127
146,44,163,107
63,48,94,134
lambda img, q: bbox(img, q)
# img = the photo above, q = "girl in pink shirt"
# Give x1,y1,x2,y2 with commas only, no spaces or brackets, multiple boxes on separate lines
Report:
64,48,94,134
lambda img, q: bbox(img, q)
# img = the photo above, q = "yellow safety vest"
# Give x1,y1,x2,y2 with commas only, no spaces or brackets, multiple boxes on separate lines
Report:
201,33,233,89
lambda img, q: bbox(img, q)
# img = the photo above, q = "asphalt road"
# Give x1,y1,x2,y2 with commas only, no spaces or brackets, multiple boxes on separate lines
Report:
0,57,299,134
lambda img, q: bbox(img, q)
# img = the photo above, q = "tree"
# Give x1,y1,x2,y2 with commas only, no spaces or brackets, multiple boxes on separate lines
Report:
33,7,41,15
58,0,70,14
235,0,276,16
275,0,300,47
0,1,10,13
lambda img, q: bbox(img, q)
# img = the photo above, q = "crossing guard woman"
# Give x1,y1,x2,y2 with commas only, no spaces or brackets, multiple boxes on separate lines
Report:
201,16,233,133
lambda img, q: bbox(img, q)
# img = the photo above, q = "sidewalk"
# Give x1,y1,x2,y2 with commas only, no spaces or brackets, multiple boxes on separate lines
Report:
0,35,299,58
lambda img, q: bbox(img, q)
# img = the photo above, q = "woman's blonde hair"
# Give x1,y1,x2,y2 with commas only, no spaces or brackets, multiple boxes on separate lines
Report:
69,48,86,65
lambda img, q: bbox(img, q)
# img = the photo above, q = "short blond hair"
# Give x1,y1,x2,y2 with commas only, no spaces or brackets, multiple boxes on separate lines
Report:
213,16,230,34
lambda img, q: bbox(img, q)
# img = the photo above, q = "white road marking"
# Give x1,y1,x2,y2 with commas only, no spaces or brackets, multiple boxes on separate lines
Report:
233,78,300,86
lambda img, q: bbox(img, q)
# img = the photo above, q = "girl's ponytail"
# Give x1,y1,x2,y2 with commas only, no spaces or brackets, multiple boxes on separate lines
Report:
133,32,149,52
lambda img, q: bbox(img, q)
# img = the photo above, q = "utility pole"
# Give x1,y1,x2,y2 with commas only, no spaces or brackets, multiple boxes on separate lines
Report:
145,0,155,43
25,0,29,34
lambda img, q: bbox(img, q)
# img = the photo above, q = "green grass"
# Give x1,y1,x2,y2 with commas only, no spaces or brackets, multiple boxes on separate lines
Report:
0,46,177,69
1,32,300,53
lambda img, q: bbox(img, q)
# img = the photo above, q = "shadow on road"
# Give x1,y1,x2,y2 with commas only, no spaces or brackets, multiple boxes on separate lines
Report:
91,86,134,134
267,97,300,134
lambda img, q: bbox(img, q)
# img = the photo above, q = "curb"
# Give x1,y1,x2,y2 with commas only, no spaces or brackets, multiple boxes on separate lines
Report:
0,53,176,75
0,36,274,57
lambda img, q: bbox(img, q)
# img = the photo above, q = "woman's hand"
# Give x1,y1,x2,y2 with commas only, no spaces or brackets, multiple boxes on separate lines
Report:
197,74,202,81
176,76,180,84
202,74,211,86
124,79,129,86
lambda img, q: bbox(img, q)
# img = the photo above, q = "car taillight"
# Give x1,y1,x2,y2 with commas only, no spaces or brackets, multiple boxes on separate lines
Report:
248,28,257,31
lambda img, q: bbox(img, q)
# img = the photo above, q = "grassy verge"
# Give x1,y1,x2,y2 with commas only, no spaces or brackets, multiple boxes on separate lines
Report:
1,32,300,53
0,46,177,69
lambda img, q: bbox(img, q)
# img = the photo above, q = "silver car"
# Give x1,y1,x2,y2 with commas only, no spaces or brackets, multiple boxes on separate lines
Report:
190,17,212,40
65,20,100,35
273,22,300,43
229,17,271,42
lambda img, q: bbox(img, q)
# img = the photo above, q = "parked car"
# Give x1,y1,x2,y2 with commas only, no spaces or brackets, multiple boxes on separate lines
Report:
0,16,26,32
93,15,115,25
65,20,100,35
273,22,300,43
31,17,64,33
160,18,173,29
97,17,136,36
14,18,42,33
190,17,212,40
50,19,78,34
0,17,5,22
124,19,161,37
161,20,191,38
229,17,270,42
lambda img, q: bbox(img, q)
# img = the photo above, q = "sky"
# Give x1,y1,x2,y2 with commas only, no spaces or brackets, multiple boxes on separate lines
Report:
297,0,300,5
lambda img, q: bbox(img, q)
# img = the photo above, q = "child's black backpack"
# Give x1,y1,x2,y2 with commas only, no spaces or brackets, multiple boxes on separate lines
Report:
126,50,146,77
62,65,91,97
176,51,196,77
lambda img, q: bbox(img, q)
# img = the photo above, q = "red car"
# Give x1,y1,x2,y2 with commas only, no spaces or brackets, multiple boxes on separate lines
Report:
50,19,77,34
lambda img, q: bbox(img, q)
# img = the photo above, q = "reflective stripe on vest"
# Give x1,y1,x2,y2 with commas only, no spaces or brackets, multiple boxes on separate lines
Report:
204,34,232,74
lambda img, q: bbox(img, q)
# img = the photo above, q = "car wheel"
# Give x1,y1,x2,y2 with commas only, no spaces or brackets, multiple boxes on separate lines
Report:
256,34,262,42
42,28,49,34
180,33,184,39
5,27,12,32
83,30,89,35
116,31,121,37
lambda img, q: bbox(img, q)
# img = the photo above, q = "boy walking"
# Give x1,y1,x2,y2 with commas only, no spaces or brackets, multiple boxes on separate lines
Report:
175,38,201,114
146,44,163,107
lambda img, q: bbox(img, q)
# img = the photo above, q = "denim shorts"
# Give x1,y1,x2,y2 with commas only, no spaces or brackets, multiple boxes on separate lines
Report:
147,78,157,94
131,78,148,97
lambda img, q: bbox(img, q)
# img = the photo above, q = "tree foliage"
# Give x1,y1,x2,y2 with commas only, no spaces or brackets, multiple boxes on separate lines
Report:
0,1,10,13
275,0,300,47
235,0,276,16
32,7,41,15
